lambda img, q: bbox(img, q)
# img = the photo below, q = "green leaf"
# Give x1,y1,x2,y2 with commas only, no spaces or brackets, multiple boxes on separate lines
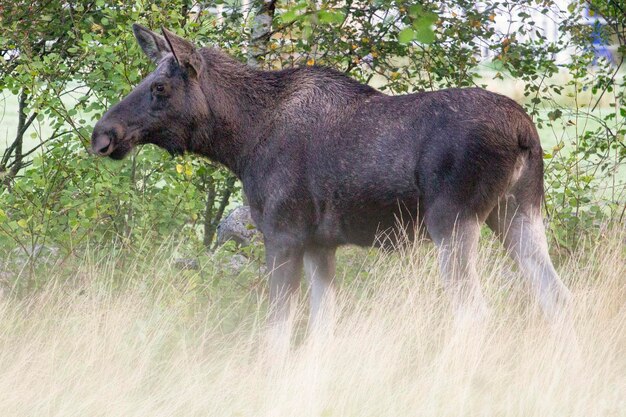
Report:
302,23,313,39
414,25,436,44
17,219,28,228
398,28,416,44
408,5,423,17
548,109,563,121
318,10,345,24
281,10,298,23
412,14,437,44
420,11,438,25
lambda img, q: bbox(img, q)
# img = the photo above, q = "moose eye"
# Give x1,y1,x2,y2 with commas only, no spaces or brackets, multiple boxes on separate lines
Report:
153,82,166,94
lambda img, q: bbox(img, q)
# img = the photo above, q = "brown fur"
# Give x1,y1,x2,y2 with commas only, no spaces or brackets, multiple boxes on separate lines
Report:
91,25,571,327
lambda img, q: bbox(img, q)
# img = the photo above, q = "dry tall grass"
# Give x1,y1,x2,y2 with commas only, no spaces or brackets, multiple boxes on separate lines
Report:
0,230,624,417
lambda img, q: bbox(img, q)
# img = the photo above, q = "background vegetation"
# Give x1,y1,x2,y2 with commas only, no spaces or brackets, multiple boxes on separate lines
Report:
0,2,624,415
1,0,625,280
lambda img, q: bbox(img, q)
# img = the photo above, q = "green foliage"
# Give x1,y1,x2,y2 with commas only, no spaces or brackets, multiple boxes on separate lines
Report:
1,1,241,256
1,0,624,273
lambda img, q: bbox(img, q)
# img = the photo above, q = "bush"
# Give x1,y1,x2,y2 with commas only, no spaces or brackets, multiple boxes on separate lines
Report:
1,0,624,265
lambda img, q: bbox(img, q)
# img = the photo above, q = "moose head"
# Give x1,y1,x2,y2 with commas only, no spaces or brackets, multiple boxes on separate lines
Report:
91,24,209,160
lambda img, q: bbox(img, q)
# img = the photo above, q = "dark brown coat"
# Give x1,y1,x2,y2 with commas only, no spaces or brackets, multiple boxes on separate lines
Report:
92,25,571,327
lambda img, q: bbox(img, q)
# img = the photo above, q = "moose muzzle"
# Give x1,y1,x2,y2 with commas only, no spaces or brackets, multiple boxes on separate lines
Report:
91,121,125,157
91,134,114,156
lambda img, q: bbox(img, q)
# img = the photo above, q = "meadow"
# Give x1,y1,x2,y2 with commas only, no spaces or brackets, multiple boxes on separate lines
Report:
0,228,624,417
1,72,625,417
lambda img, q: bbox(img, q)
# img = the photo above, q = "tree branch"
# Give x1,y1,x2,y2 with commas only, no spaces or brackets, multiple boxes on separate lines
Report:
1,89,37,190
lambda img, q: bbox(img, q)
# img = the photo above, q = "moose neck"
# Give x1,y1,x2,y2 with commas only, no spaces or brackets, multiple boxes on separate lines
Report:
191,48,280,178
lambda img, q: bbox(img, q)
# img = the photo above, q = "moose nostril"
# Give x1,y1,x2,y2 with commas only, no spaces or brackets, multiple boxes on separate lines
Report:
92,134,113,156
97,142,111,155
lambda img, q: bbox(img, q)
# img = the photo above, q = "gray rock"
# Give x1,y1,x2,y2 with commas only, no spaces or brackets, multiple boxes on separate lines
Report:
11,244,60,268
12,244,59,259
217,206,260,246
224,254,267,275
227,254,251,271
173,258,200,270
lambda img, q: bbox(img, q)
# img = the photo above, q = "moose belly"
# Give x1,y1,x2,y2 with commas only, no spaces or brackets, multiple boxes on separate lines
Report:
313,196,424,248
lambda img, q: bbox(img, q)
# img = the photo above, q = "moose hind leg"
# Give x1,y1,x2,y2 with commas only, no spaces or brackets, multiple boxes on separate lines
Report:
488,203,572,322
426,212,490,322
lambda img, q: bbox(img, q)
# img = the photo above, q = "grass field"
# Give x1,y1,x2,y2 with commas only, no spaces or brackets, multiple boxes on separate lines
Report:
0,229,624,417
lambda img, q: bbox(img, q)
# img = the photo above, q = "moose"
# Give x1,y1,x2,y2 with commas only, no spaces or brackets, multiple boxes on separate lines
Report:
92,25,572,333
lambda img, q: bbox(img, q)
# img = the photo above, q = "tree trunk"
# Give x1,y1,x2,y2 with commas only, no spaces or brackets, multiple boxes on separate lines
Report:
247,0,277,68
203,174,237,248
203,178,217,247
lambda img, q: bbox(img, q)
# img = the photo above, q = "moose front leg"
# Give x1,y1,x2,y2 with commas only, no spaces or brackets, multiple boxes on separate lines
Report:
304,246,337,334
265,240,303,337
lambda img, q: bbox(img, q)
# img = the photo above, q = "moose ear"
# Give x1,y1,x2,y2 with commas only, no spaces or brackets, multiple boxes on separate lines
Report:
161,27,203,78
133,23,170,64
